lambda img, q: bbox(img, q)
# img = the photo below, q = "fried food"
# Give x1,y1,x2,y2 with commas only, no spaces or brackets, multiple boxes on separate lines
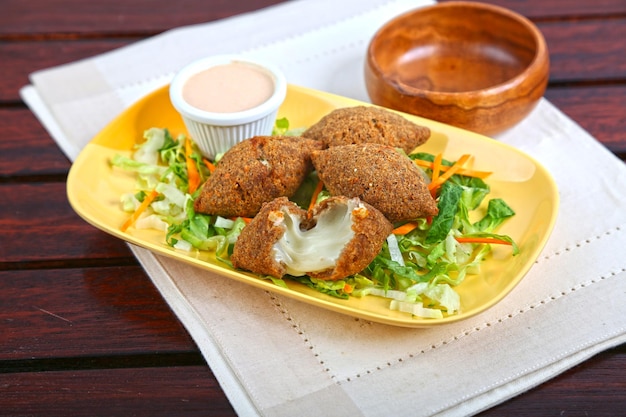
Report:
302,105,430,153
194,135,323,217
231,196,392,280
311,143,439,222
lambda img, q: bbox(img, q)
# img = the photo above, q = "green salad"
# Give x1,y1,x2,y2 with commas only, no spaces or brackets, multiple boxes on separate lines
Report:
111,121,518,319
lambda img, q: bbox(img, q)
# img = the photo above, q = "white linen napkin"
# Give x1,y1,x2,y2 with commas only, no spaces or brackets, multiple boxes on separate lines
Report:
21,0,626,416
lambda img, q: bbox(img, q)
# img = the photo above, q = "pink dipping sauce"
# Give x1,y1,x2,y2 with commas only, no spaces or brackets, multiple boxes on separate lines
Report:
182,62,275,113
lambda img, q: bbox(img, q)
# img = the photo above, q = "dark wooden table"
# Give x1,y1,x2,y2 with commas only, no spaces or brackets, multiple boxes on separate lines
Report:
2,0,625,415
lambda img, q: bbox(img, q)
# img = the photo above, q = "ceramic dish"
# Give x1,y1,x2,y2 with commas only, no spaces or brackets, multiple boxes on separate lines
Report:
66,84,559,328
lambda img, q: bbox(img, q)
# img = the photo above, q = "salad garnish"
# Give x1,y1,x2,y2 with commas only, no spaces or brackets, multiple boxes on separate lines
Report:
111,119,518,319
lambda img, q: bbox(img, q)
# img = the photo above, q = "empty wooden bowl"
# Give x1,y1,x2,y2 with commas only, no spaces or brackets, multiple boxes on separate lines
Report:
365,1,549,136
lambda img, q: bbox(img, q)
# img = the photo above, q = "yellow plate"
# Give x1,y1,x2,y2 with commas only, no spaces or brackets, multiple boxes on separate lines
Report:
67,84,559,328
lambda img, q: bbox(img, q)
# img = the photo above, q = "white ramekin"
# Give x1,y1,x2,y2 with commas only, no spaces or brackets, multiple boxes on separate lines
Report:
169,55,287,159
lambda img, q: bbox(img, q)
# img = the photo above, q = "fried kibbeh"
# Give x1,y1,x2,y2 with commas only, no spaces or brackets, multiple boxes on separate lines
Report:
311,144,438,222
231,196,392,280
302,106,430,153
193,135,323,217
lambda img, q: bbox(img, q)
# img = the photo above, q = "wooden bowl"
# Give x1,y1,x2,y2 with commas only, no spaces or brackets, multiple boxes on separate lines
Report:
364,1,549,136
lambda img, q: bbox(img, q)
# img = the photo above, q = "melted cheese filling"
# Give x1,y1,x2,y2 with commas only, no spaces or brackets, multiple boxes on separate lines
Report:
272,201,357,276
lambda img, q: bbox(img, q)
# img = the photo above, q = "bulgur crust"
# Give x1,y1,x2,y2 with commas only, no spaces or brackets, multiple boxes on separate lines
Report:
231,197,301,278
231,196,392,281
311,143,439,222
193,135,323,217
302,105,430,153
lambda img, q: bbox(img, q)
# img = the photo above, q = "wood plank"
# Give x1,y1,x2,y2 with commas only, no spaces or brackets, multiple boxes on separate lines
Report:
0,0,287,36
443,0,626,18
479,349,626,416
545,85,626,155
0,366,236,417
0,183,134,264
4,0,626,37
0,109,71,177
0,267,198,360
540,19,626,82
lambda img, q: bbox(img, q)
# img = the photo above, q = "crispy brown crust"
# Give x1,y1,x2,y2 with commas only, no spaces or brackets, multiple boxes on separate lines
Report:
308,197,392,280
311,143,439,222
230,197,299,278
302,106,430,153
193,136,323,217
231,196,392,281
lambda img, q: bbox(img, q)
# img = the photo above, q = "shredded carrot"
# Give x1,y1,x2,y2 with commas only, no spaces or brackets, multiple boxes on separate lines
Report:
430,153,443,198
185,138,201,194
427,154,471,193
343,283,354,294
308,179,324,210
120,189,159,232
413,158,492,179
431,153,443,183
230,216,253,224
455,237,512,246
459,168,491,179
203,158,216,173
413,159,434,169
392,222,419,235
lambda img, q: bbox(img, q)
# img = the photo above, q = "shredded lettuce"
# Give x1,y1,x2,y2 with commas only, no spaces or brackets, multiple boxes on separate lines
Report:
474,198,517,232
134,127,167,165
272,117,306,137
426,181,463,244
111,128,243,257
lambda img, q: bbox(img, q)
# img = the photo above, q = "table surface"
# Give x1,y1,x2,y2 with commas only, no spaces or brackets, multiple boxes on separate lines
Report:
2,0,625,415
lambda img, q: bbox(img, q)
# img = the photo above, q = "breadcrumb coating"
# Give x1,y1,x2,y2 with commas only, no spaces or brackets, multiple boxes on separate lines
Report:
194,135,323,217
302,106,430,153
311,143,439,222
230,197,301,278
